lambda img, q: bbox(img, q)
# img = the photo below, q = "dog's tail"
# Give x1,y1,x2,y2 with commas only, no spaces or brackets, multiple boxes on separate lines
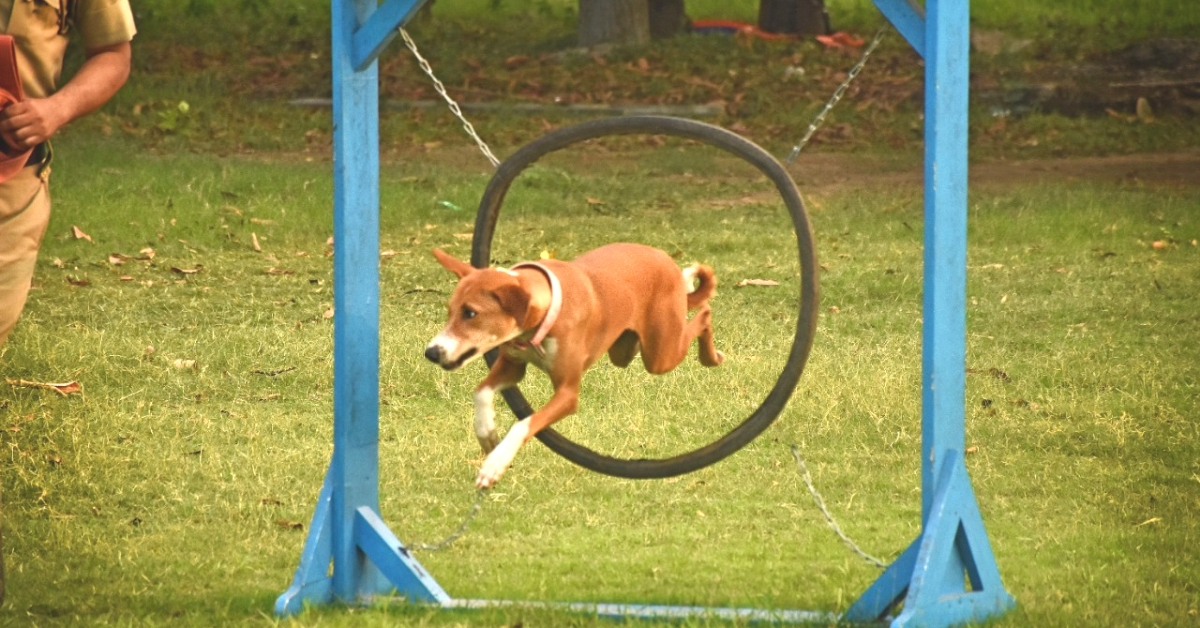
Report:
683,264,717,309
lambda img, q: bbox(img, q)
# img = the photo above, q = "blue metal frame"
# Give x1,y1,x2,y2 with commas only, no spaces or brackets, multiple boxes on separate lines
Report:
277,1,1015,625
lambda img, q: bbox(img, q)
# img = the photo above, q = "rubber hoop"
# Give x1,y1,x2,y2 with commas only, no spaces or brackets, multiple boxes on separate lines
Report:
472,116,819,479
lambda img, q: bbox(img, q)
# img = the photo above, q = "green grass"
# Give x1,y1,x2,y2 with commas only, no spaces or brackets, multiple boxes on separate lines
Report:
2,124,1198,627
3,1,1200,625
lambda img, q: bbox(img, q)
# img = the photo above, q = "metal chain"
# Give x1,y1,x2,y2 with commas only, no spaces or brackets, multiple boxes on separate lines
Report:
790,445,887,568
785,28,886,164
399,27,501,168
411,488,488,552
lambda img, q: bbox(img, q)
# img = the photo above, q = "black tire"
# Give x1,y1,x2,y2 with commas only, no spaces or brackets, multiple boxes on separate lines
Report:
472,116,819,479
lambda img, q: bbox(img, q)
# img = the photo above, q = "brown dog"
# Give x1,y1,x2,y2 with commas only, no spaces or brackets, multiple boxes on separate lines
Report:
424,243,724,488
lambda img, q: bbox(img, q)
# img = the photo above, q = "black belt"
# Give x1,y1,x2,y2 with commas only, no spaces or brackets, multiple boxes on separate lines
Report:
25,142,47,167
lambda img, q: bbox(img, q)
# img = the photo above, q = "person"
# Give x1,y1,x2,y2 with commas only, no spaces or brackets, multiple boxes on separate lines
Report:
0,0,135,345
0,0,136,606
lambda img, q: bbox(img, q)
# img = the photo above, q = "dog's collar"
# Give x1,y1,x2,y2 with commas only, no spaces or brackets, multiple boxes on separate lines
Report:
511,261,562,347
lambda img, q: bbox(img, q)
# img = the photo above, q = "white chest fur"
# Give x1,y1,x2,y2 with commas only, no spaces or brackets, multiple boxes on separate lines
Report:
501,337,557,372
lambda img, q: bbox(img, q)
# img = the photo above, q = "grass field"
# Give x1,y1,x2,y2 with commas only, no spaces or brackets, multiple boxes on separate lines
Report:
2,124,1198,627
3,0,1200,626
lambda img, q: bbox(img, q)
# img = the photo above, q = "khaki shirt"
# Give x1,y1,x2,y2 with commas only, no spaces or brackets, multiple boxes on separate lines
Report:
0,0,136,99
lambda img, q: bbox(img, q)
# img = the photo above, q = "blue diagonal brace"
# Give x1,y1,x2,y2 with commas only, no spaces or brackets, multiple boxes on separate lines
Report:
275,469,335,616
871,0,926,57
890,450,1015,628
352,0,429,70
354,507,451,604
841,538,920,622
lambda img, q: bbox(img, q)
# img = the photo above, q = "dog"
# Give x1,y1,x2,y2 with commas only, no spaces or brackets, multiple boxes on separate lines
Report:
424,243,724,488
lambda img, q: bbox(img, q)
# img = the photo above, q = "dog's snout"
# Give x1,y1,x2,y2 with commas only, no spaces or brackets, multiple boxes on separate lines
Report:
424,344,444,364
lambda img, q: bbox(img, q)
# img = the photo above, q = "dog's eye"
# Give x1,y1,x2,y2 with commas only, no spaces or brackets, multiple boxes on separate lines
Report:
462,306,477,320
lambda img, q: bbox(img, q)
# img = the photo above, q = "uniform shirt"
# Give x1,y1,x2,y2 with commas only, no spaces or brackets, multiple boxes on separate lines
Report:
0,0,135,99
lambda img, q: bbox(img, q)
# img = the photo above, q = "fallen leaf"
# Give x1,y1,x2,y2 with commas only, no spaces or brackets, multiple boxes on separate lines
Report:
736,278,780,287
380,249,398,258
965,446,979,454
72,225,93,242
108,253,131,265
120,276,134,281
253,366,296,377
265,267,294,275
252,232,262,252
171,359,198,370
139,247,156,260
66,276,90,287
6,378,82,396
170,266,202,275
1151,240,1167,250
250,218,275,225
322,307,334,320
52,257,65,268
261,497,283,506
275,519,304,531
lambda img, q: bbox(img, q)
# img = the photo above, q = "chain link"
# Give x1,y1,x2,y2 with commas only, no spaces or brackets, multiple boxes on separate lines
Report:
410,488,488,552
785,28,886,164
399,28,501,168
790,445,887,568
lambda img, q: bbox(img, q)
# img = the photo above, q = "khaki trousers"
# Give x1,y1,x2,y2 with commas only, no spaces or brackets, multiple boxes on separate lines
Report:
0,165,50,345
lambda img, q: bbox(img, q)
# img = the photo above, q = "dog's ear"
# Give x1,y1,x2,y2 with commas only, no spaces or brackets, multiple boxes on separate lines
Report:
432,248,474,279
492,284,532,328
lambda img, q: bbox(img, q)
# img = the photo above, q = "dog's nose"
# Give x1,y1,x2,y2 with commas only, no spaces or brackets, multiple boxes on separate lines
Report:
424,344,444,364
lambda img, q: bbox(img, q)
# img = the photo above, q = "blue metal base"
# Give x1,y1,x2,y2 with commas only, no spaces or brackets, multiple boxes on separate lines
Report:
844,450,1015,627
275,464,449,616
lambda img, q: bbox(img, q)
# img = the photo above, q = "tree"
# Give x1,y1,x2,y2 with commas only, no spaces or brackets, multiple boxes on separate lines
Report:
758,0,830,36
578,0,690,47
578,0,650,47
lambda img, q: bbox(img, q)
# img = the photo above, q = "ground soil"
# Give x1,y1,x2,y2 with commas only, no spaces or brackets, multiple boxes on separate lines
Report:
788,148,1200,194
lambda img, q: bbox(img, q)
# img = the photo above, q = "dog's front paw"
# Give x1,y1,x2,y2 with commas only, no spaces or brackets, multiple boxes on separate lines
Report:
476,453,510,489
477,430,500,454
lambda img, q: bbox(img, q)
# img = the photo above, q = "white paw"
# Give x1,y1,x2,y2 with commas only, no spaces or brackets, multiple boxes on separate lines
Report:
475,421,529,488
476,454,509,489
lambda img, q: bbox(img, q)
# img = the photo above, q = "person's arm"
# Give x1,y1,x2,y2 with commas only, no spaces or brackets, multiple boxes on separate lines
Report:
0,41,132,150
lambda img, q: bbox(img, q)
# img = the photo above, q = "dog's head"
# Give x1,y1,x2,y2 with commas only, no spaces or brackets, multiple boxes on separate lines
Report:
424,249,535,370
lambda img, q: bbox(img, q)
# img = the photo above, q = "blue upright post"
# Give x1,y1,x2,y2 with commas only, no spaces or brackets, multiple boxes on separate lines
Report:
276,0,449,615
844,1,1015,626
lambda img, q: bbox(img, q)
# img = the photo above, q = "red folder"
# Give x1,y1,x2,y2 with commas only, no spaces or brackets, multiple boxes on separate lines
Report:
0,34,34,182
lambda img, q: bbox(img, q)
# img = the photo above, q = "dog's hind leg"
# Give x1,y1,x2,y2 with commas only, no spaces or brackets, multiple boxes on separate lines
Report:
639,301,724,374
607,330,641,367
693,305,724,367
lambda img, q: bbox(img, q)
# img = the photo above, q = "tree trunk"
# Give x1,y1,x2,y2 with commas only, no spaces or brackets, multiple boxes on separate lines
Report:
649,0,690,40
758,0,830,36
578,0,650,47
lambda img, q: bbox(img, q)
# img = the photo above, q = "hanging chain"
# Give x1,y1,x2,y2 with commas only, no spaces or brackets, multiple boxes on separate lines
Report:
410,488,488,552
399,28,501,168
785,28,886,164
790,445,888,568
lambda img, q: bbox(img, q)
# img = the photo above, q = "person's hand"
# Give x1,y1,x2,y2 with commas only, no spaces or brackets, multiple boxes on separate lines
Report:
0,98,67,150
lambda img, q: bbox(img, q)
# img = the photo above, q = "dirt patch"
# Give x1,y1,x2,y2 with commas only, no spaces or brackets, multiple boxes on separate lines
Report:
977,38,1200,118
395,142,1199,193
788,149,1200,193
